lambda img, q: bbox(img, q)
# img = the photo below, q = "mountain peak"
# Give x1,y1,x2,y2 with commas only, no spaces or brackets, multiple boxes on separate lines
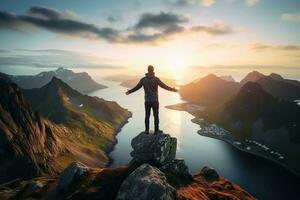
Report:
240,70,265,85
200,74,220,82
56,67,65,72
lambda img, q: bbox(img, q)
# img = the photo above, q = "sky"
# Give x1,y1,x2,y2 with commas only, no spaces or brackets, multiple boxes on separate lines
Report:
0,0,299,81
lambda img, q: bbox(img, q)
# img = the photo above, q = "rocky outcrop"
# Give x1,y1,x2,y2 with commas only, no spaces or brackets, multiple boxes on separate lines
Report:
58,162,89,191
0,131,256,200
116,164,175,200
159,159,192,179
199,166,220,181
131,132,177,165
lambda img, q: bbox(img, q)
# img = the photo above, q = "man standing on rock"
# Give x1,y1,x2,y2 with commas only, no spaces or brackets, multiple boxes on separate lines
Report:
126,65,178,134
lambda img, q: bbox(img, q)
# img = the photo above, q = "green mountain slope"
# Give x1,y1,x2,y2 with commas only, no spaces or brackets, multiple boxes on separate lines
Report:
22,77,131,167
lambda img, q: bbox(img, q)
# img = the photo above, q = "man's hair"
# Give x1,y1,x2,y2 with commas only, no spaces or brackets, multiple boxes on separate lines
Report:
148,65,154,73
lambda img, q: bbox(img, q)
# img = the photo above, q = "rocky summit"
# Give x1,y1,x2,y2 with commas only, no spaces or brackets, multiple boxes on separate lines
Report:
0,131,256,200
131,132,177,165
116,164,176,200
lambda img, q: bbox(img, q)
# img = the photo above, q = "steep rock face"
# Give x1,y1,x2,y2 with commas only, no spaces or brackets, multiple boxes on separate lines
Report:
116,164,176,200
131,132,177,165
7,67,107,93
0,79,64,183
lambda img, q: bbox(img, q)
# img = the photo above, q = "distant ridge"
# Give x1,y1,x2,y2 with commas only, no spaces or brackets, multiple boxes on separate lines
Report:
240,71,300,100
6,67,106,93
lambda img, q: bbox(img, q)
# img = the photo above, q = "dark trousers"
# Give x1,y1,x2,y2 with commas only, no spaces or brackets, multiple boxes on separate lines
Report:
144,101,159,131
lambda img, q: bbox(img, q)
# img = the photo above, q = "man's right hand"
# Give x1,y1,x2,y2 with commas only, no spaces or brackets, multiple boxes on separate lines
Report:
125,90,130,95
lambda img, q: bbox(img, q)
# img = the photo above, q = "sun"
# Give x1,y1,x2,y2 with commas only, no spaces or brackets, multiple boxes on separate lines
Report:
166,56,187,81
160,44,189,82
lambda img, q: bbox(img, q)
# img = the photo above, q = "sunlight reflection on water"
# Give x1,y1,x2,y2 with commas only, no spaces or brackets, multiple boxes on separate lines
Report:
88,78,300,200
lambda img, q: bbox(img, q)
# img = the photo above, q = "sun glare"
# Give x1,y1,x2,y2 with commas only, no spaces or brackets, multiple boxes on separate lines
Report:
160,43,190,82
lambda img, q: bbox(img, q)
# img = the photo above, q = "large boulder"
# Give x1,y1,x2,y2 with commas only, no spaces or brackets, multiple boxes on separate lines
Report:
200,166,220,181
116,164,175,200
131,132,177,165
58,162,88,191
159,159,192,179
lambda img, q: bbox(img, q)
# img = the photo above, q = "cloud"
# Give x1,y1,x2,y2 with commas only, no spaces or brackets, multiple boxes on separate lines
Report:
0,49,123,69
0,7,237,44
135,12,187,30
123,12,187,43
245,0,260,6
191,21,237,35
125,25,185,43
281,13,300,22
251,43,300,51
0,7,121,42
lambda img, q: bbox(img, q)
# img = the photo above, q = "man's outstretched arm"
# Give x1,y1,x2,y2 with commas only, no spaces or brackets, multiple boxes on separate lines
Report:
158,78,178,92
126,79,143,95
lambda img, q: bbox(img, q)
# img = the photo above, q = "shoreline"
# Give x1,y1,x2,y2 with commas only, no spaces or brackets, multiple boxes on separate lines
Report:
196,124,300,178
166,103,300,178
106,112,133,167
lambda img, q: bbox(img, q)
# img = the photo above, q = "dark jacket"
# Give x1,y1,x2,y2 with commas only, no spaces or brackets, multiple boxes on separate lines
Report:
128,72,177,102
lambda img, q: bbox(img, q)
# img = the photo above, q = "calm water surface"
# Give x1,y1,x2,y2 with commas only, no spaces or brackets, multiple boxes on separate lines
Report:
88,79,300,200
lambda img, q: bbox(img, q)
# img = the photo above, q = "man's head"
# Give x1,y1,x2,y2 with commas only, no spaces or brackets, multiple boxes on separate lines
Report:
148,65,154,73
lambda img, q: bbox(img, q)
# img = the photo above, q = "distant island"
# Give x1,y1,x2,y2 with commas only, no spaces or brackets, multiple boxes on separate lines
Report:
168,71,300,177
4,67,107,93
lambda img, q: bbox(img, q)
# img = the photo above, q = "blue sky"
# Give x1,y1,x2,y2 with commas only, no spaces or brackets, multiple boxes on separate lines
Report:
0,0,299,79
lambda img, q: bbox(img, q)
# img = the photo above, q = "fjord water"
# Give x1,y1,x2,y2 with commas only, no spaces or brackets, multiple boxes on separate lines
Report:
88,79,299,200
